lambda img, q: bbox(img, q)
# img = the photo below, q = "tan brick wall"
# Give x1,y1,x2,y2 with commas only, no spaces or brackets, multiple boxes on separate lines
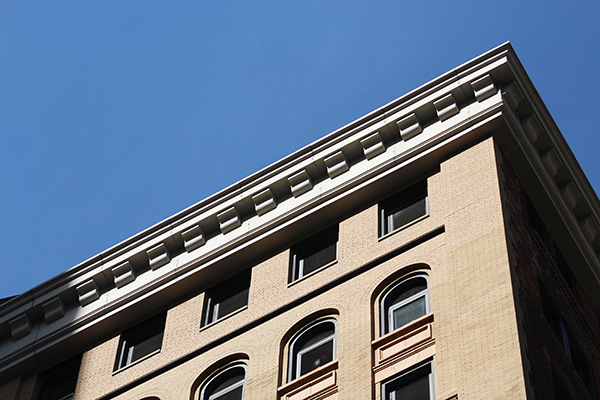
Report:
432,138,526,399
74,137,527,400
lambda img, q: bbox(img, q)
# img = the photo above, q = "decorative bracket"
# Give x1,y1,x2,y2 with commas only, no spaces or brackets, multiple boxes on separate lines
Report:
218,207,242,234
147,243,171,271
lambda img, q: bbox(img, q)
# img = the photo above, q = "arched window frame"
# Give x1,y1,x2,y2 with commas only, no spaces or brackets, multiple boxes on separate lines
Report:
380,274,430,336
287,318,337,382
199,363,247,400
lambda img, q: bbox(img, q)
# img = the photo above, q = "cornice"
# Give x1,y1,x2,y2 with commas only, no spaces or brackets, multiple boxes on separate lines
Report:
0,43,598,379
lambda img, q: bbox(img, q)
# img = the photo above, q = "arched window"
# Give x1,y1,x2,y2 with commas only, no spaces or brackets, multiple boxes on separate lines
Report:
200,363,246,400
288,318,337,382
380,274,429,335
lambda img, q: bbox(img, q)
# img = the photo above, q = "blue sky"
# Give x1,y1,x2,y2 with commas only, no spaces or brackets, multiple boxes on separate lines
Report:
1,2,598,298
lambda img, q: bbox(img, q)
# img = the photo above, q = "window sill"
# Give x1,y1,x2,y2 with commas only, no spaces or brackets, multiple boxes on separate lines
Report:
287,260,338,288
373,313,434,348
378,214,429,242
199,305,248,332
372,313,435,384
436,388,458,400
112,348,161,375
278,360,338,400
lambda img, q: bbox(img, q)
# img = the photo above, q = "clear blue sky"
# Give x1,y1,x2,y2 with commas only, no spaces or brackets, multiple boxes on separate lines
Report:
1,2,598,298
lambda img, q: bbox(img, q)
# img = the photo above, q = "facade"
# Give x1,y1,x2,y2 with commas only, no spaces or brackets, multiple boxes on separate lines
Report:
0,43,599,400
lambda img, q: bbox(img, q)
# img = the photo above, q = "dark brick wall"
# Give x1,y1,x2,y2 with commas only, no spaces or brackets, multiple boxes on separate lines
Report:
498,149,600,400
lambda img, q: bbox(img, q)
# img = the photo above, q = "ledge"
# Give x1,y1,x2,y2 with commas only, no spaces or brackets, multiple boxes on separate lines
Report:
278,360,338,400
372,313,435,383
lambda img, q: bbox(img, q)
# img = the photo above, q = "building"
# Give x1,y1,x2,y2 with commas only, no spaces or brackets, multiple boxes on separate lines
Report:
0,43,599,400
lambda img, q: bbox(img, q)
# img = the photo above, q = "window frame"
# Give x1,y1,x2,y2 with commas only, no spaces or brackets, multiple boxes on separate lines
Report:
288,318,337,382
203,269,251,327
289,226,339,283
381,360,434,400
380,274,430,336
199,363,247,400
379,181,428,237
114,312,166,371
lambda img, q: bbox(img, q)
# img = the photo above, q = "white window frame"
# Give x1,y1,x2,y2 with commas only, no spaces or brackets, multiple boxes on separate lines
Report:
380,274,430,335
199,363,247,400
288,318,337,382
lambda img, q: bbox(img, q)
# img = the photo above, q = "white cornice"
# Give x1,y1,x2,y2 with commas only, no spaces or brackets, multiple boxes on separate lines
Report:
0,43,598,379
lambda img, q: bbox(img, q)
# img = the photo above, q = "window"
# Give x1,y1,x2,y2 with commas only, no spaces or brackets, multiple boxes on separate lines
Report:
382,361,434,400
200,363,246,400
380,274,429,335
542,292,571,357
115,312,166,371
379,181,428,237
288,319,337,381
203,270,251,326
571,341,598,400
37,355,81,400
542,290,598,399
290,225,338,282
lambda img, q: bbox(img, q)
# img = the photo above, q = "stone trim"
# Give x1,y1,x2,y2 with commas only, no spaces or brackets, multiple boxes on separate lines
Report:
372,313,435,384
277,361,338,400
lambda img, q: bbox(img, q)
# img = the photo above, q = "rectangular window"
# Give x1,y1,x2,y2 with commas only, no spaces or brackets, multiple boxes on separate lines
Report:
290,225,338,282
542,290,597,399
379,181,428,237
203,269,251,326
571,340,598,400
115,312,166,371
37,354,81,400
382,361,433,400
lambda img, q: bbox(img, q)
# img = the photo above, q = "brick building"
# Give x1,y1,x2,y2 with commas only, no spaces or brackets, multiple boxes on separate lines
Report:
0,43,599,399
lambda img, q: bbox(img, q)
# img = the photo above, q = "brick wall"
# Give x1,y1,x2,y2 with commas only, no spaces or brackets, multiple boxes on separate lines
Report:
499,149,600,400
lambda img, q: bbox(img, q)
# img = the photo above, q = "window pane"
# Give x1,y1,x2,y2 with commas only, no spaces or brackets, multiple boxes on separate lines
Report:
299,339,333,376
204,270,251,325
202,365,246,400
211,369,244,394
387,372,429,400
45,382,75,400
39,355,82,400
390,198,427,231
211,385,243,400
392,296,426,330
116,313,166,370
384,363,432,400
291,226,338,281
129,330,164,364
301,242,336,276
216,287,249,320
380,181,427,236
387,278,427,305
301,326,335,350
